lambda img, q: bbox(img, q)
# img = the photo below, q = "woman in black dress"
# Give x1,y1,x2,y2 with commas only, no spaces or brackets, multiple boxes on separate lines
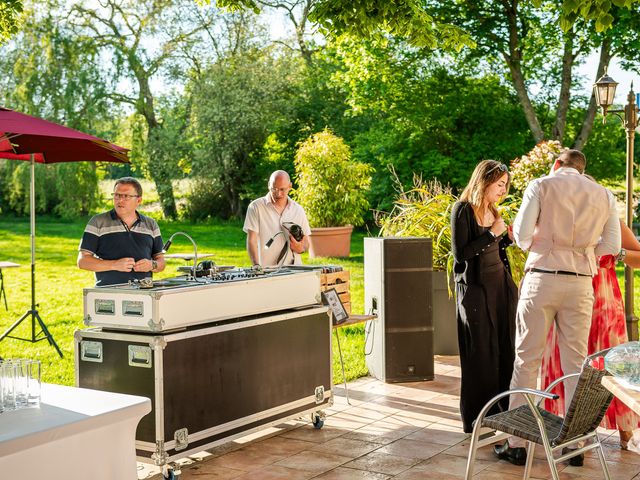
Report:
451,160,518,433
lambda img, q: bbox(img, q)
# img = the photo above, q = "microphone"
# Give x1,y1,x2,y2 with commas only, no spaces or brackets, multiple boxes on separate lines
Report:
265,231,283,248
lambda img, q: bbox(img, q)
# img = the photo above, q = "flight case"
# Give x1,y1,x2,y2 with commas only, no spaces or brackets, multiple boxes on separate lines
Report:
75,306,332,465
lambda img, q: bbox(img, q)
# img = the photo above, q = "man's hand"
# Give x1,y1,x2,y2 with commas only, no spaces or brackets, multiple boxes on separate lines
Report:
113,257,136,272
133,258,154,272
289,234,306,254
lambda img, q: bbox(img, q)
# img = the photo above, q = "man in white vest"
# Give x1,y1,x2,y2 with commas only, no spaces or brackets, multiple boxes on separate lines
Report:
494,149,621,466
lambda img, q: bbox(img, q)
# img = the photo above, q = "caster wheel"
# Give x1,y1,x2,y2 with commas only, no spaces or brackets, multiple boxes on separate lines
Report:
312,414,324,429
162,464,181,479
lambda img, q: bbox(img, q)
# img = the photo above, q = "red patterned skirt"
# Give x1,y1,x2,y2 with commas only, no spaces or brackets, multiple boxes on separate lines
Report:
540,255,640,430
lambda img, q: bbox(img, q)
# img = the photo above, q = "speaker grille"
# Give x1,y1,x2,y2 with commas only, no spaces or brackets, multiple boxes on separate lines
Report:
382,238,434,382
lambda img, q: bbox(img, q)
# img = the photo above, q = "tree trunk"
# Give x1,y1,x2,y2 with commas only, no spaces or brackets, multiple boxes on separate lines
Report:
294,0,313,66
552,30,575,142
147,127,178,219
222,180,243,219
573,37,612,150
502,1,545,143
135,68,178,219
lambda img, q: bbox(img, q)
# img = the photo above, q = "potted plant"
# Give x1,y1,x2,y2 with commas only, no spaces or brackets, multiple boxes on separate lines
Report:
294,129,374,258
378,177,526,355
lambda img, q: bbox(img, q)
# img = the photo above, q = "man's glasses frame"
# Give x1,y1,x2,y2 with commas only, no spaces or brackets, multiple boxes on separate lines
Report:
270,187,291,194
112,193,140,200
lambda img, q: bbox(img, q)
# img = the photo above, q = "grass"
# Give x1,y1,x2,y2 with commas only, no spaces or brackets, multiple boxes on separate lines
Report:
0,215,367,386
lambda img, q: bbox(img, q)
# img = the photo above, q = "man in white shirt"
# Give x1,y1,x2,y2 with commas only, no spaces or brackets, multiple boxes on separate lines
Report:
494,150,621,466
243,170,311,267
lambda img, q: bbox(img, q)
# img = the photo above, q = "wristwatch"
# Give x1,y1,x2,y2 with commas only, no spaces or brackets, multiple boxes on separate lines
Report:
152,259,158,271
617,248,627,263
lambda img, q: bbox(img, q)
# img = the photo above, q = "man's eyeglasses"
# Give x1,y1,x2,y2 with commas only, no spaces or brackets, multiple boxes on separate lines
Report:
112,193,140,200
270,187,290,194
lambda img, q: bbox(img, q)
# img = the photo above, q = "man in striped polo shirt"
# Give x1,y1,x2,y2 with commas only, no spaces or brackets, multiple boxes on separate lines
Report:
77,177,166,286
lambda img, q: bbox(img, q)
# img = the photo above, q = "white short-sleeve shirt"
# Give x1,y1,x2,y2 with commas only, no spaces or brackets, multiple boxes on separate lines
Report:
243,194,312,267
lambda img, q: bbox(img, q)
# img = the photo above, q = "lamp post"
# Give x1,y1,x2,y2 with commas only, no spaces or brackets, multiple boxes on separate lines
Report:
594,72,639,341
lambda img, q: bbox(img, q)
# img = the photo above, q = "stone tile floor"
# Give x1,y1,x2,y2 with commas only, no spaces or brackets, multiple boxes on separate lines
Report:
137,356,640,479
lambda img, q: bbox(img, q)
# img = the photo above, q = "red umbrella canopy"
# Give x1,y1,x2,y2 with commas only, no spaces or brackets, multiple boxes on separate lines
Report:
0,107,129,164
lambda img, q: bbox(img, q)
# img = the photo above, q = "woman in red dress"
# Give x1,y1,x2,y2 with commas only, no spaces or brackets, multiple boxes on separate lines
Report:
541,219,640,449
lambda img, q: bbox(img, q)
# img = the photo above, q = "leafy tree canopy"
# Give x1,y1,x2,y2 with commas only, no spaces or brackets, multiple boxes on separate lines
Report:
553,0,640,31
209,0,475,51
0,0,23,43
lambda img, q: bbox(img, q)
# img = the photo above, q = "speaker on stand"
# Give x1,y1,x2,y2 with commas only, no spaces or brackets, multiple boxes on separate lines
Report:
364,237,434,383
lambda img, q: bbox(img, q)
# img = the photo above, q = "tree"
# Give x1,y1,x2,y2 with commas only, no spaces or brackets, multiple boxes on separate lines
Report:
210,0,474,51
0,0,23,43
70,0,217,218
557,0,640,31
189,47,300,218
303,36,530,211
0,2,115,217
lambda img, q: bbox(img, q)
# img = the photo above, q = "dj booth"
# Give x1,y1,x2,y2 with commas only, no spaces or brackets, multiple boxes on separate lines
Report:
75,267,332,474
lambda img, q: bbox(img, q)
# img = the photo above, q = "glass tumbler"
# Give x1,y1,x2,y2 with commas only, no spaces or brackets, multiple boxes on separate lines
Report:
1,361,16,411
26,360,41,407
0,366,4,413
14,359,29,408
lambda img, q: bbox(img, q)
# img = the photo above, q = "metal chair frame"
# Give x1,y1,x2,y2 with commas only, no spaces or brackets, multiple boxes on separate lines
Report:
465,349,613,480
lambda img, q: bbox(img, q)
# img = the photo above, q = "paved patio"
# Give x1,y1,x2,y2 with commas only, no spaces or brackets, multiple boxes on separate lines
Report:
138,356,640,479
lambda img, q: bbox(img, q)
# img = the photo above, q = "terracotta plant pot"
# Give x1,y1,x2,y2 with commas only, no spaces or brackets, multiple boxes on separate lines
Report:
308,226,354,258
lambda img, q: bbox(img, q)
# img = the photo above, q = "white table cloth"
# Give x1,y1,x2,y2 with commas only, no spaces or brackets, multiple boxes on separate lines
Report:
0,383,150,480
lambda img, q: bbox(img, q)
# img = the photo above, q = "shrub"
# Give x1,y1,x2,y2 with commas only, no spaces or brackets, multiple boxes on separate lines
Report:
294,130,374,227
183,178,231,221
377,177,527,289
510,140,566,193
0,160,99,219
377,177,456,272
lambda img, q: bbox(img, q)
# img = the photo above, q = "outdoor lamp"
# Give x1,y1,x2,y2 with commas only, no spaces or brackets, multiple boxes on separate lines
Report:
593,71,639,341
594,72,618,117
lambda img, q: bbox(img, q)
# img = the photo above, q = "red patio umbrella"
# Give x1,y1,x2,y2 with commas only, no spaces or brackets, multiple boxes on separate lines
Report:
0,107,129,357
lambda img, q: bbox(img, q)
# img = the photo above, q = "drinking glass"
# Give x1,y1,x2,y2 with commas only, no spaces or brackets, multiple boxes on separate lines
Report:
1,361,16,411
26,360,41,407
0,368,4,414
14,359,29,408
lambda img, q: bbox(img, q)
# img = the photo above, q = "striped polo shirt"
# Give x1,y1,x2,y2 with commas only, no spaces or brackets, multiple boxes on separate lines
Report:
79,209,164,286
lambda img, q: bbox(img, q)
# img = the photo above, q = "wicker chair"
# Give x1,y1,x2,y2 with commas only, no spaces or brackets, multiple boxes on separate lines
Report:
465,349,614,480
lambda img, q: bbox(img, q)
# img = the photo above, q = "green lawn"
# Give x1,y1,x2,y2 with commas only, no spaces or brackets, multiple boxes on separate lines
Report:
0,217,368,386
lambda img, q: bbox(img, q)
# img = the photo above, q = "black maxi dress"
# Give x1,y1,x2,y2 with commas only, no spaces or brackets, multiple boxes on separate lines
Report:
450,201,518,433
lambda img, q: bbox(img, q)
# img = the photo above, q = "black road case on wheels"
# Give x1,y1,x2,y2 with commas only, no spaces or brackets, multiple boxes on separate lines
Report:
75,306,332,465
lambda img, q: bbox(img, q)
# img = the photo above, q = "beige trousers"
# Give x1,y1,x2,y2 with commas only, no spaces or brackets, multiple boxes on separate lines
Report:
508,271,594,448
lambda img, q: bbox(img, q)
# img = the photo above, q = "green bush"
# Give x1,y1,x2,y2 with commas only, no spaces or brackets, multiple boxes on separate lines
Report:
378,178,455,272
510,141,565,194
183,178,231,221
294,130,374,227
378,177,527,288
0,160,100,219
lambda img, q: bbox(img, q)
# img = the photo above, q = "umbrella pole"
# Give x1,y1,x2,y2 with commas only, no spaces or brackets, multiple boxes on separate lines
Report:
30,151,36,317
0,154,63,358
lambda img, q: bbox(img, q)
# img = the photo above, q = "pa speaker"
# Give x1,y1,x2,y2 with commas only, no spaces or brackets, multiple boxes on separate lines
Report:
364,237,434,383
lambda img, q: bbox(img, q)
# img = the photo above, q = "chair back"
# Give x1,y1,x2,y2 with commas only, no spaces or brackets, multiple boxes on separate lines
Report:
552,349,614,445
